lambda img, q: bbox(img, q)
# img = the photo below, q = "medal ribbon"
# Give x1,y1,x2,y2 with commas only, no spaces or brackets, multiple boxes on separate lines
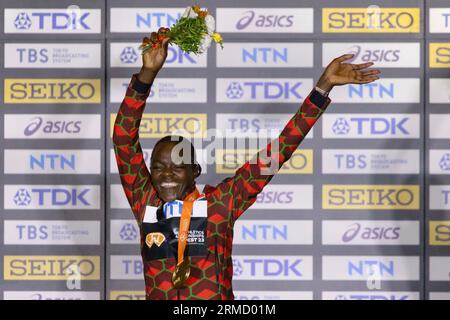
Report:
176,187,202,267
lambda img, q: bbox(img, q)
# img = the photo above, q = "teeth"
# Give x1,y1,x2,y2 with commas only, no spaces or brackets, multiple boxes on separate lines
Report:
161,182,178,188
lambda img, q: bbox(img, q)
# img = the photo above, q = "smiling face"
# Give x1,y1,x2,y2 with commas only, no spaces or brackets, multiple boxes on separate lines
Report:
150,138,200,203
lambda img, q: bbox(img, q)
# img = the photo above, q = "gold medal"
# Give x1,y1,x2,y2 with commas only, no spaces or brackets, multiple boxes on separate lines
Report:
172,259,191,289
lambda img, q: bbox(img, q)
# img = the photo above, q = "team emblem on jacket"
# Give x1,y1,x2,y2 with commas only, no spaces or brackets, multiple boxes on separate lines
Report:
145,232,166,248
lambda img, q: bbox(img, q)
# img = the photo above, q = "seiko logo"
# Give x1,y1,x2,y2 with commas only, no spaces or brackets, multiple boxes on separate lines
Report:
328,12,415,29
6,80,99,102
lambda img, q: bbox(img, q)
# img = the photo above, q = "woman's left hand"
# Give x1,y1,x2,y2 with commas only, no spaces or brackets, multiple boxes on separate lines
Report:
316,54,381,92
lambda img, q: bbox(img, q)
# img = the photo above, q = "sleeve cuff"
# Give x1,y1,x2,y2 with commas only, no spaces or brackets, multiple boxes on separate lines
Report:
126,74,152,101
132,76,152,93
309,89,331,110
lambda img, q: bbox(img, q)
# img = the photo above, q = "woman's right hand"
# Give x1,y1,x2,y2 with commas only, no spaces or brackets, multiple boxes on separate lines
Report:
138,28,170,83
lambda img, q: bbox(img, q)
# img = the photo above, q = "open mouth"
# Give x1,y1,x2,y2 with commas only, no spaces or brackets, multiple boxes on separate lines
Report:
160,182,179,189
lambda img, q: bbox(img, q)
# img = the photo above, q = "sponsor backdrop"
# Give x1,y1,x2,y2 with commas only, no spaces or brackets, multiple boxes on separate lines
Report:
0,0,449,300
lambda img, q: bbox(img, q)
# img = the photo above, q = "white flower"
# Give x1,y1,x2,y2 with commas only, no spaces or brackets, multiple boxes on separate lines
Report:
182,7,198,18
205,15,215,34
198,34,212,53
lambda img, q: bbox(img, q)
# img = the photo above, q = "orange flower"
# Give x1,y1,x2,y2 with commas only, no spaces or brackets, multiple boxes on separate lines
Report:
192,5,208,18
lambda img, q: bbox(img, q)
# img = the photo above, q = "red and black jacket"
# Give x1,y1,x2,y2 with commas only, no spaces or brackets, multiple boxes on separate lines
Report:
113,74,331,300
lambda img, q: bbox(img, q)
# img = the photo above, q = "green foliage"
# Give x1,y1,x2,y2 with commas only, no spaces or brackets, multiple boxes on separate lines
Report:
168,17,208,54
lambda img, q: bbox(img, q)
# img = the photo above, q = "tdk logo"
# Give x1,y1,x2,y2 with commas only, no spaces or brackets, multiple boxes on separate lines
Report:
233,260,244,276
14,13,32,29
120,47,138,64
13,189,32,206
226,82,244,99
6,9,101,34
118,46,197,65
332,117,409,135
439,154,450,171
332,118,350,135
166,47,197,64
14,11,91,30
225,81,303,99
120,224,138,241
13,188,91,206
6,186,99,209
324,114,420,139
233,258,303,277
136,12,180,29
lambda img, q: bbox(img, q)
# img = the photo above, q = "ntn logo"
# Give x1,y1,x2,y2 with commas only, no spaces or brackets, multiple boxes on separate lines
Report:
243,47,288,63
348,260,394,276
241,224,288,240
347,82,394,98
30,154,75,170
136,12,181,28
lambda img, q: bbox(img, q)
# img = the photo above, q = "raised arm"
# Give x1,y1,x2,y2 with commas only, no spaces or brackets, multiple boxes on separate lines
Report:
213,54,381,221
112,33,170,223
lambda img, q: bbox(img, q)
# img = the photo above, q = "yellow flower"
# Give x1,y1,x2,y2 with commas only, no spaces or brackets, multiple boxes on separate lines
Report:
212,33,223,43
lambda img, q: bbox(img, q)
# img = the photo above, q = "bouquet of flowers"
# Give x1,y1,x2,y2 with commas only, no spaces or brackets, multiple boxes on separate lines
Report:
139,5,223,55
